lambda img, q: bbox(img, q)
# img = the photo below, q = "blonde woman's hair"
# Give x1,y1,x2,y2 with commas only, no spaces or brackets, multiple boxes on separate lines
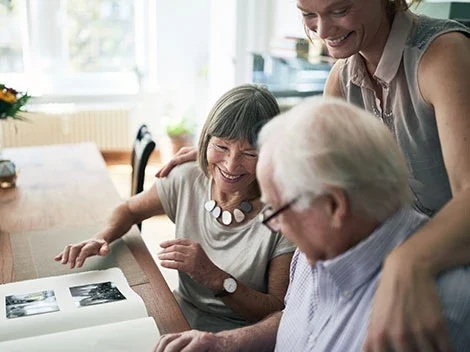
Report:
389,0,422,12
258,96,412,222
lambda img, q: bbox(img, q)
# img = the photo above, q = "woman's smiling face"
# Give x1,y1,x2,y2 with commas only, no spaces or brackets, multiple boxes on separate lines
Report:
297,0,388,59
206,137,258,195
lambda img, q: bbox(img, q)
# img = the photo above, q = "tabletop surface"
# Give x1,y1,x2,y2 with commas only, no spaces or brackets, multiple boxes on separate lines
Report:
0,142,189,334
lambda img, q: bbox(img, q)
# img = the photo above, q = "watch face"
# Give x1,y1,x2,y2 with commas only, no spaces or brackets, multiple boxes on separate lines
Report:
223,277,237,293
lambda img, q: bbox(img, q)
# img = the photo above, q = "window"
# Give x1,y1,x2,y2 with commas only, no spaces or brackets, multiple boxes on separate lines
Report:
1,0,156,102
67,0,136,73
0,0,25,73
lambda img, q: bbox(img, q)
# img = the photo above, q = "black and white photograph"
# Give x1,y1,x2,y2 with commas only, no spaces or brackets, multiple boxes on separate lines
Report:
69,281,126,308
5,290,59,319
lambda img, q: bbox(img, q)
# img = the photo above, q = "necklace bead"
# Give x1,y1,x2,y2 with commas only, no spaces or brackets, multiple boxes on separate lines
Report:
222,211,232,225
233,208,245,223
206,178,254,226
240,201,252,213
211,206,221,218
204,200,216,212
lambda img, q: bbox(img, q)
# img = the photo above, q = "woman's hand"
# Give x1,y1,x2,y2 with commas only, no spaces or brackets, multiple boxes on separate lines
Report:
363,250,453,352
54,238,110,269
154,330,230,352
155,146,197,178
158,238,225,290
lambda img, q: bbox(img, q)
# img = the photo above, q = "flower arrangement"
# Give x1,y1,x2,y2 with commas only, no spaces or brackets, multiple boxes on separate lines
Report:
0,84,31,121
0,84,29,188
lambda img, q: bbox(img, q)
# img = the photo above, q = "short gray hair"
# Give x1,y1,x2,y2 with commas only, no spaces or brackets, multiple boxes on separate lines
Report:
198,84,280,177
258,96,412,222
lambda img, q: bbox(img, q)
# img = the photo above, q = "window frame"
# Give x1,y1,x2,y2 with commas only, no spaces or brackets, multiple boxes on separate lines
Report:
2,0,157,104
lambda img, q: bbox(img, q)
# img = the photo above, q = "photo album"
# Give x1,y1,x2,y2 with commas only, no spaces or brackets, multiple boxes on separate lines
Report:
0,268,160,351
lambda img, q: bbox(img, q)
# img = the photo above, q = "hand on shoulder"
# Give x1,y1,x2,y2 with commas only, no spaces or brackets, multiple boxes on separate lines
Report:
155,146,198,178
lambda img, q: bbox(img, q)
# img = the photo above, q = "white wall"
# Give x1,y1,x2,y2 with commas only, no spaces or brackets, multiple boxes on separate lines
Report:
155,0,211,105
206,0,236,111
272,0,305,39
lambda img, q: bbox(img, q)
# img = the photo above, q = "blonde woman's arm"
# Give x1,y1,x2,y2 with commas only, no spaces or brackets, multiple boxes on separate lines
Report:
364,31,470,352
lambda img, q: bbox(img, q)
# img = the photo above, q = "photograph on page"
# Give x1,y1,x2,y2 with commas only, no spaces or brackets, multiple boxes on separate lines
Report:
5,290,59,319
70,281,126,308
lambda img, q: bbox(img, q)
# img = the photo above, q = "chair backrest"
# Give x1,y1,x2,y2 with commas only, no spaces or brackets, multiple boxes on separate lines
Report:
131,125,156,230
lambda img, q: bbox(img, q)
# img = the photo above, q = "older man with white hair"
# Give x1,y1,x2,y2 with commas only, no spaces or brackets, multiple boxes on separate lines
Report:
155,96,470,352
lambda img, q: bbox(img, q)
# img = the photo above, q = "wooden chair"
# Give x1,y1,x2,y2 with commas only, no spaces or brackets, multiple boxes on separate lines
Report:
131,124,156,231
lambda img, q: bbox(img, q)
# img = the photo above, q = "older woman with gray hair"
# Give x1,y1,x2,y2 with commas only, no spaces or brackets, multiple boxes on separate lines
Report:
55,84,295,332
155,96,470,352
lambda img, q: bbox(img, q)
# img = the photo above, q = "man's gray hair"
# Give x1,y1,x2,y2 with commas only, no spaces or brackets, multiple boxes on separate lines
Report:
258,96,412,222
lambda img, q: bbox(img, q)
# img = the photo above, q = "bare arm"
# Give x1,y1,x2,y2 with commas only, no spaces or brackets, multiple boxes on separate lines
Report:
364,32,470,352
159,241,293,322
55,183,166,267
412,31,470,274
219,252,292,322
154,311,282,352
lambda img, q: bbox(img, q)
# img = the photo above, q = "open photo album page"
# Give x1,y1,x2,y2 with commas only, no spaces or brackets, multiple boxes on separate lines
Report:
0,268,159,350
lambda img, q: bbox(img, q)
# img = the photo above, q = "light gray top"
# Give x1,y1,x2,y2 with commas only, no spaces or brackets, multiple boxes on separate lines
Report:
155,162,295,332
338,11,470,216
275,206,470,351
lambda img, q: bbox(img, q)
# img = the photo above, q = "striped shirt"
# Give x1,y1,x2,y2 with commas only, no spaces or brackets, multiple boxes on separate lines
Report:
275,206,470,351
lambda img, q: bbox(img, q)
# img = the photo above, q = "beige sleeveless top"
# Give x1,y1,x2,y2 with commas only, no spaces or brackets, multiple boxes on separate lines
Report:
338,11,470,216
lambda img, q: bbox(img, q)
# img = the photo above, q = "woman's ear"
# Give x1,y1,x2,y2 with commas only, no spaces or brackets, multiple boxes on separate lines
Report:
324,186,349,229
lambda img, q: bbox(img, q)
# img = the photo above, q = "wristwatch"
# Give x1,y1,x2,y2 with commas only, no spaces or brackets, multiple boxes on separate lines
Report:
214,276,238,298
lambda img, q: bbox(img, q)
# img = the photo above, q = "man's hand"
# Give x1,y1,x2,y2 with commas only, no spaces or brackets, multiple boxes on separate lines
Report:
154,330,230,352
155,146,197,178
54,238,110,269
158,238,226,290
363,251,453,352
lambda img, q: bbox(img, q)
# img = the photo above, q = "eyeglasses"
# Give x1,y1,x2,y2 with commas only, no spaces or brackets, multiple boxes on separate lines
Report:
259,197,299,233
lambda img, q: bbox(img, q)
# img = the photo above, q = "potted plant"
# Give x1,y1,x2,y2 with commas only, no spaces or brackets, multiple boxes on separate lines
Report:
164,116,196,156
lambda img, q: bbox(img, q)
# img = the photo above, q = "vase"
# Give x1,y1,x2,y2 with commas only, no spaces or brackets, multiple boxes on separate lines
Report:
0,159,17,188
168,134,194,156
159,134,195,164
0,119,3,160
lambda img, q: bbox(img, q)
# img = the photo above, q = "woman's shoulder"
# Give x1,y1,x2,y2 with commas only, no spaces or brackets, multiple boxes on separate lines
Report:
408,14,470,50
168,161,202,178
160,161,206,188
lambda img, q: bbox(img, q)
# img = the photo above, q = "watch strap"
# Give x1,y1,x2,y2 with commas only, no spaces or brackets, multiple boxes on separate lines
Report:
214,288,230,298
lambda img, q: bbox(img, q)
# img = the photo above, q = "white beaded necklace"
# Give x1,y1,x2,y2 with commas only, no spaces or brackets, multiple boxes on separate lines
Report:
204,178,253,226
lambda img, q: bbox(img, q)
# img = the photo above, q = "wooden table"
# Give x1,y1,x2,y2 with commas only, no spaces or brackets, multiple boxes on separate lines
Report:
0,142,189,334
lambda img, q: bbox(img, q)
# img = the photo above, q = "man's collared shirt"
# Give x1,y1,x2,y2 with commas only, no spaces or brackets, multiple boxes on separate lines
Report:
275,206,470,351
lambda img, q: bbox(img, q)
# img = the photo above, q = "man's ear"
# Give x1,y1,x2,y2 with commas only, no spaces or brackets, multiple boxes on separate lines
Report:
324,186,349,229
